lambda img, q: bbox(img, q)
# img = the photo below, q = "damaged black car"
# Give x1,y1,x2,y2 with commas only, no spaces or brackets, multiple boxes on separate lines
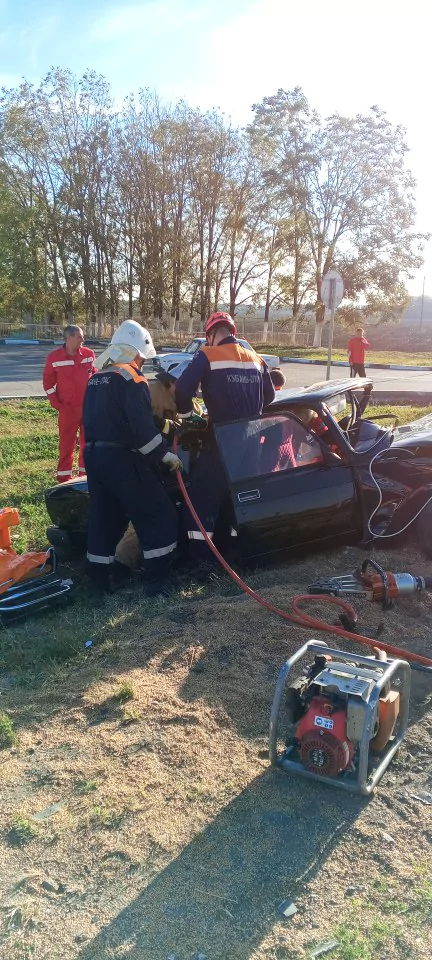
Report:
44,379,432,563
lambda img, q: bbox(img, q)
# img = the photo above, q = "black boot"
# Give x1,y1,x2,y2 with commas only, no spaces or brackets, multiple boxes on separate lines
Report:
141,560,177,598
86,562,115,594
112,560,135,586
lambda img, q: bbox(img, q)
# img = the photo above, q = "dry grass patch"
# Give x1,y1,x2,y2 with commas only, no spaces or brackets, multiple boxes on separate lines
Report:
0,544,431,958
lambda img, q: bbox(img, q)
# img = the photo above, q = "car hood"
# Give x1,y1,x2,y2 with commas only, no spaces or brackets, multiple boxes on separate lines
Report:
393,413,432,444
155,351,186,361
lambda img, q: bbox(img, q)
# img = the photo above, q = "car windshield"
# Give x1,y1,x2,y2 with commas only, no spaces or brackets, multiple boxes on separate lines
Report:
185,340,201,354
238,338,253,351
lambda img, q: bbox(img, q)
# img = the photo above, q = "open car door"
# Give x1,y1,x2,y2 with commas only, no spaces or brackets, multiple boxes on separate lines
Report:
214,413,361,561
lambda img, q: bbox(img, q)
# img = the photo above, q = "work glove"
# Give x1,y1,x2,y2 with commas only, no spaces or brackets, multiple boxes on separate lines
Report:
162,451,183,472
160,418,178,444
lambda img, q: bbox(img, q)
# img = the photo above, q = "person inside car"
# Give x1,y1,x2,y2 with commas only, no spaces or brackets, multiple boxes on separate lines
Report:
270,368,286,391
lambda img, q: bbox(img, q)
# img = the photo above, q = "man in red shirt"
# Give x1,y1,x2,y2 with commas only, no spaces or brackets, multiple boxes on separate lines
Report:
43,325,96,482
347,327,370,377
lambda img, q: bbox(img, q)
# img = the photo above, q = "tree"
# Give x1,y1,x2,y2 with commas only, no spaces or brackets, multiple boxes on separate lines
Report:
0,171,43,318
249,89,426,346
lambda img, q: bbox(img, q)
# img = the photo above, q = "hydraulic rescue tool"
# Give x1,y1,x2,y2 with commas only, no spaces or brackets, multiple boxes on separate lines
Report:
269,640,410,795
0,507,72,623
309,558,432,610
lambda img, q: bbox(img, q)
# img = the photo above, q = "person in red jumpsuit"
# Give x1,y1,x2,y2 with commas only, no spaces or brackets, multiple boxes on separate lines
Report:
43,325,96,482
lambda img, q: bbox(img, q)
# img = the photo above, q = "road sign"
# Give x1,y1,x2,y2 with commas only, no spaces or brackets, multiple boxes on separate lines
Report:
321,270,344,310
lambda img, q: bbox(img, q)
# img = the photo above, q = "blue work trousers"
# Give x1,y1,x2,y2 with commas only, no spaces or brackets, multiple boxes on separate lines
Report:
84,445,178,575
184,445,236,562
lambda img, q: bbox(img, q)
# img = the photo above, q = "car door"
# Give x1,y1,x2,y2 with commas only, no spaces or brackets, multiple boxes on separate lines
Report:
214,413,360,560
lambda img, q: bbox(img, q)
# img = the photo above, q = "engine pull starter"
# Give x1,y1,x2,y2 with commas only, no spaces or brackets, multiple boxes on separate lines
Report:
269,640,410,795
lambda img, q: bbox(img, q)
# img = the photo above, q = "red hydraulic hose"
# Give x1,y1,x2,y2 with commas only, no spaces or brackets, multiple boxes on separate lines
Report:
174,438,432,669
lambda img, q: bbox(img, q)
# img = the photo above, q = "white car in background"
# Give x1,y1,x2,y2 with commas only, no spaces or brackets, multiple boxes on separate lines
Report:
152,337,280,373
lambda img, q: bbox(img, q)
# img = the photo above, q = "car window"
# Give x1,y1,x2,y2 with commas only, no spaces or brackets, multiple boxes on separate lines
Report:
238,338,253,351
216,415,324,483
185,340,200,354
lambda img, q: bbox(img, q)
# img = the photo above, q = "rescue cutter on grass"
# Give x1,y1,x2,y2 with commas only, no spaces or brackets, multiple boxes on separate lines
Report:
44,378,432,563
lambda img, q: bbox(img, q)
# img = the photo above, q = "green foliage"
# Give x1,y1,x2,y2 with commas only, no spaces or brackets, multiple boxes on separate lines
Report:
248,90,426,343
0,71,425,330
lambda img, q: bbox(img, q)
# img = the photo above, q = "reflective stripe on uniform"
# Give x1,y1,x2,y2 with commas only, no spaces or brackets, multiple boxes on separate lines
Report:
87,552,115,564
81,356,93,363
46,386,57,395
142,541,177,559
138,434,162,455
78,467,86,473
187,530,213,540
209,360,261,371
107,362,145,384
52,359,74,367
57,470,73,476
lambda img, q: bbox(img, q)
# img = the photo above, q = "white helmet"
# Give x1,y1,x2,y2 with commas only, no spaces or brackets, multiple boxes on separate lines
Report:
111,320,156,360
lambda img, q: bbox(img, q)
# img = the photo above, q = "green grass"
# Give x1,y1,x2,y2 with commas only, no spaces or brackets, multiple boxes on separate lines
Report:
332,917,394,960
1,397,431,684
0,712,17,748
89,804,124,830
113,680,135,703
0,400,59,551
368,404,432,422
253,345,432,365
7,815,39,846
76,778,99,794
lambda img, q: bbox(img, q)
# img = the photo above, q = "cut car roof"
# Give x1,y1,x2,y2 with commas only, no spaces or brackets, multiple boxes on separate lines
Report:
270,377,373,405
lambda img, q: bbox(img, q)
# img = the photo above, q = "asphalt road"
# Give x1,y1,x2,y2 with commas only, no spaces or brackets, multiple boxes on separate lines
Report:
1,342,432,398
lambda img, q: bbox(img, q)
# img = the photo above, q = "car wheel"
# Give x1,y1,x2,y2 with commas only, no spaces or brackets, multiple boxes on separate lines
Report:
415,501,432,559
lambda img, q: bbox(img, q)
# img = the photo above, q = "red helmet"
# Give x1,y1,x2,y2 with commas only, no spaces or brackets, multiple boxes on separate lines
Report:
205,312,236,341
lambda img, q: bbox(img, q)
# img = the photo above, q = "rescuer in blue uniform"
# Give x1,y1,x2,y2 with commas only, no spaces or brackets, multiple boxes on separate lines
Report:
82,320,182,594
175,311,275,564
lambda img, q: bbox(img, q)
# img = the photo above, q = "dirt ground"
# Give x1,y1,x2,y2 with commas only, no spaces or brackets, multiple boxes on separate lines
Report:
0,543,431,960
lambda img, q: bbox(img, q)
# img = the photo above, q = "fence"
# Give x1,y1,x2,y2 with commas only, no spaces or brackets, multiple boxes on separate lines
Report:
0,320,312,347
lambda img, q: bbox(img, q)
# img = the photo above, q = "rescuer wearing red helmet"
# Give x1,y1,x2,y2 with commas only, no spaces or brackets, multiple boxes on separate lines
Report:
175,311,275,565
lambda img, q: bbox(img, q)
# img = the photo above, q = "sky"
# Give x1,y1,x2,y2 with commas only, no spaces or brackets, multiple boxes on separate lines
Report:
1,0,431,296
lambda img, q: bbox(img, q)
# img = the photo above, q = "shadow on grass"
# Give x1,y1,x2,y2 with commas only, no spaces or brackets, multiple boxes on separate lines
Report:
77,769,365,960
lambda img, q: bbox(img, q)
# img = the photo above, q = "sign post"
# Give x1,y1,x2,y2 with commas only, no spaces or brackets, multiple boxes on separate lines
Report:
321,270,344,380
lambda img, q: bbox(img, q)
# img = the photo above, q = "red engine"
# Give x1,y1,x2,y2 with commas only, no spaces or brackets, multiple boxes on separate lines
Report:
295,695,354,777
